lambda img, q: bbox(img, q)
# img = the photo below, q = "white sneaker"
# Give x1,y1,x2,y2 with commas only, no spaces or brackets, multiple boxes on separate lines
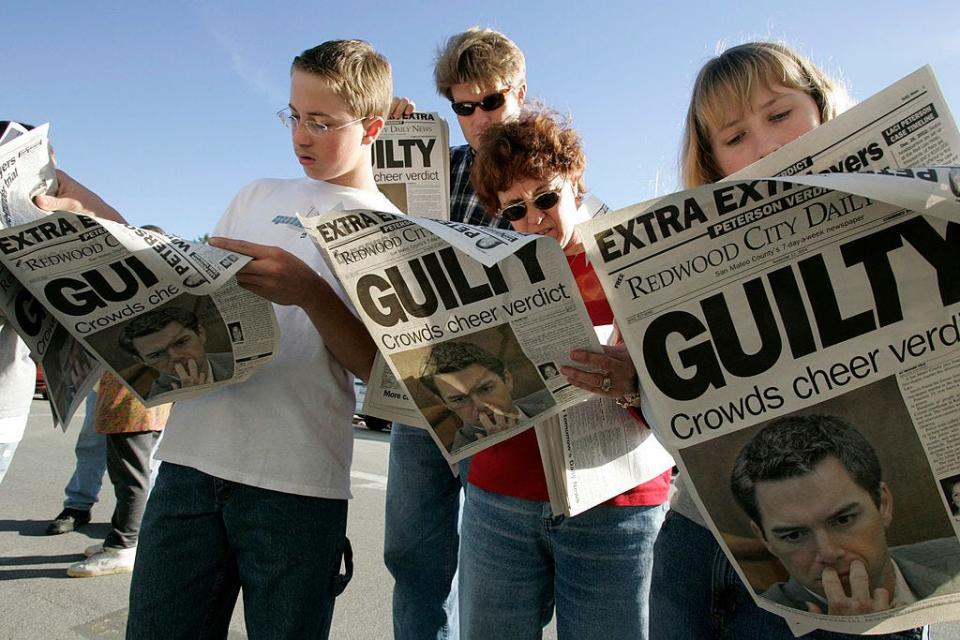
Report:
83,543,103,557
67,546,136,577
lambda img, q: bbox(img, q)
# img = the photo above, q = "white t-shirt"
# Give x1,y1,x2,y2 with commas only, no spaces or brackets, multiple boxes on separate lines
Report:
156,177,398,499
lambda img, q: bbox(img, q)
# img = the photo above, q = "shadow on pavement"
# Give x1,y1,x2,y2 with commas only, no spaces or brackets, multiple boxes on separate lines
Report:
0,518,111,538
71,608,248,640
0,552,85,580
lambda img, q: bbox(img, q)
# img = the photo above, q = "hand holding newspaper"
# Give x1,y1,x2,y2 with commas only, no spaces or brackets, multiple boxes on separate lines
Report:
0,124,279,427
0,124,58,229
301,208,602,464
303,192,672,514
580,66,960,634
373,112,450,220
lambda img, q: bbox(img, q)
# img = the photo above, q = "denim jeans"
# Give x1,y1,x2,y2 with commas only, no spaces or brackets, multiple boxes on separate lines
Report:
63,390,107,510
384,422,465,640
0,441,19,484
459,485,667,640
649,510,927,640
127,463,351,640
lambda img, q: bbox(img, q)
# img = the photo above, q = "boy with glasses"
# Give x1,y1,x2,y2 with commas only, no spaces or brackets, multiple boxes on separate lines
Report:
385,27,527,640
38,40,397,638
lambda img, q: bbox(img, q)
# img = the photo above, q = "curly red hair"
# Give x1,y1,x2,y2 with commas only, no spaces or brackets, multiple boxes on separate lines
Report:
470,108,586,217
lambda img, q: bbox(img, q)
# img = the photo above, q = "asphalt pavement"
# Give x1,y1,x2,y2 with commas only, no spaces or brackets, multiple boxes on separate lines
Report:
0,398,395,639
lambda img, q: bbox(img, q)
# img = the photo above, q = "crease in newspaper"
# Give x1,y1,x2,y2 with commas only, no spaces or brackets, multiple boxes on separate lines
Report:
0,151,279,410
303,207,604,465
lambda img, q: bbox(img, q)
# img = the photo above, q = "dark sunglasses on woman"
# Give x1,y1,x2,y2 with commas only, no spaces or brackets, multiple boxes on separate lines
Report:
497,190,561,222
450,87,511,117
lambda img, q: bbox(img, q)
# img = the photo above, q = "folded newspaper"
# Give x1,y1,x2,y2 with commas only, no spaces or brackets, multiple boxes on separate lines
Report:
302,209,601,463
580,66,960,634
374,112,450,219
301,195,673,515
0,124,279,427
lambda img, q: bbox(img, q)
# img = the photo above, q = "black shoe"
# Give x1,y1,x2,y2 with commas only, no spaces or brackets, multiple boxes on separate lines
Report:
46,508,91,535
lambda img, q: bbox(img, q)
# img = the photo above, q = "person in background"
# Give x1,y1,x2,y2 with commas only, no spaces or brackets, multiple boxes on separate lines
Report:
647,41,926,640
464,107,673,639
0,121,88,499
0,314,34,486
45,389,107,535
384,27,527,640
38,39,395,638
66,371,169,576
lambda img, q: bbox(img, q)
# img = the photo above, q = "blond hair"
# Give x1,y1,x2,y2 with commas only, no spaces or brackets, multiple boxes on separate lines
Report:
291,39,392,118
681,41,848,187
434,28,525,99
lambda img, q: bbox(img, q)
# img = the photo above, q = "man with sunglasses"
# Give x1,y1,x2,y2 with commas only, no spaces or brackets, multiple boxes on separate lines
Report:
384,27,527,640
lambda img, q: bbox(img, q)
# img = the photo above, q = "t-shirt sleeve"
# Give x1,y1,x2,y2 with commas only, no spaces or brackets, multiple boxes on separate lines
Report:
212,182,259,238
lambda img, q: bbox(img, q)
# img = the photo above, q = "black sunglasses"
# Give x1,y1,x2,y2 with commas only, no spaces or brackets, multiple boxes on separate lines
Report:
450,87,511,117
497,190,561,222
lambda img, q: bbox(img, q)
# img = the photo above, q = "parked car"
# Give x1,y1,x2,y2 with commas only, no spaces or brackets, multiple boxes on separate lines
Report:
354,379,390,432
35,364,48,399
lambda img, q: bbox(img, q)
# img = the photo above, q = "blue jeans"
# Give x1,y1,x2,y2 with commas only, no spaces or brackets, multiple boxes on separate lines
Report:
650,510,927,639
127,463,351,639
385,422,465,640
0,441,19,484
63,390,107,510
459,485,667,640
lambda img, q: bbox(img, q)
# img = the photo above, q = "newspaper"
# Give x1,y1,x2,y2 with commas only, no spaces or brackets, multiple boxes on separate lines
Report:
364,332,676,514
361,196,614,433
0,262,102,427
361,352,430,429
534,321,674,516
302,208,604,464
307,195,673,512
0,123,96,426
580,65,960,634
0,127,280,423
374,112,450,220
0,124,57,229
534,397,674,517
0,121,28,146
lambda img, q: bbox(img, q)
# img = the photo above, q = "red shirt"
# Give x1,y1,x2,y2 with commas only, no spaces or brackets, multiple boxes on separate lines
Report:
467,253,672,506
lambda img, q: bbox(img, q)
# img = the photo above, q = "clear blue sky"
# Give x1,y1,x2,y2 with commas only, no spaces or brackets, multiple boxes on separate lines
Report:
8,1,958,240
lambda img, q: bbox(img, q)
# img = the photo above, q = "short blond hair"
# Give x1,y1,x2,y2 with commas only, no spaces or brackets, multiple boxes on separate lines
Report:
434,28,525,99
681,41,849,187
292,39,392,118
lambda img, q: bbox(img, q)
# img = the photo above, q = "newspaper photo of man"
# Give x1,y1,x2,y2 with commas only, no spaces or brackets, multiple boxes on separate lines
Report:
730,414,960,615
118,305,234,399
939,474,960,519
538,361,560,380
418,340,553,454
228,321,245,344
